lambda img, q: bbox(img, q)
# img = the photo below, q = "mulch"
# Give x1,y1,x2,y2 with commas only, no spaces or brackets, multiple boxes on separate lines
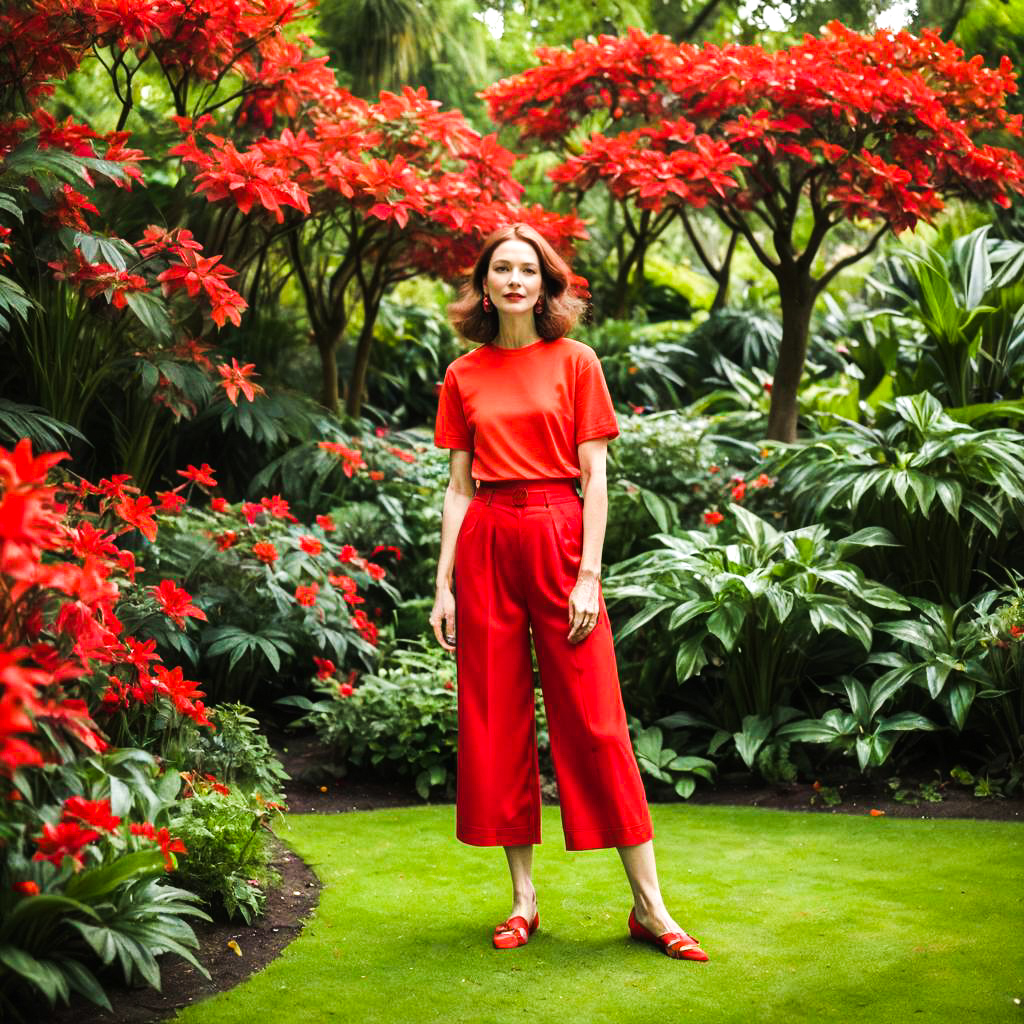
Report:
47,729,1023,1023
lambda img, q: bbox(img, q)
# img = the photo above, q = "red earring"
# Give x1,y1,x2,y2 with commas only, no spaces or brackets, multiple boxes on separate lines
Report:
482,294,492,312
535,297,544,314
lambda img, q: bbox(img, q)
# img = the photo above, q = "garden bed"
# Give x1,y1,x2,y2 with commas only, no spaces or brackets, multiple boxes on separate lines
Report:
46,839,320,1024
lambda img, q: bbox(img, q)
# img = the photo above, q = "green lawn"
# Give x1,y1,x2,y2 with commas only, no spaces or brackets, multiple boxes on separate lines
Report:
173,805,1023,1024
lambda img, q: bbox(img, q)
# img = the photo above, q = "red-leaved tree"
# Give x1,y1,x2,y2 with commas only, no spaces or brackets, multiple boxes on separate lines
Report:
483,22,1024,440
174,85,586,416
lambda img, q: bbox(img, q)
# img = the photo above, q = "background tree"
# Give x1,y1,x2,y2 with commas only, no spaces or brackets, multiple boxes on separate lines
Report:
175,86,584,416
483,22,1024,441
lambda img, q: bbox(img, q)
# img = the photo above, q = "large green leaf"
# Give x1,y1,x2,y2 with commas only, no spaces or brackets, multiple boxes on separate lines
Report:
733,714,771,769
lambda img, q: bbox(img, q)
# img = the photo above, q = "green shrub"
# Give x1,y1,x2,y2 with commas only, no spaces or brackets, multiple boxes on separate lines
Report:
175,703,290,803
769,392,1024,604
282,636,550,799
137,499,397,706
170,776,283,925
604,505,909,772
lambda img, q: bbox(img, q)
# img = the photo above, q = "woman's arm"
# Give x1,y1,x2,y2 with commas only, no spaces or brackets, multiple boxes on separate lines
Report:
430,449,475,651
567,438,609,644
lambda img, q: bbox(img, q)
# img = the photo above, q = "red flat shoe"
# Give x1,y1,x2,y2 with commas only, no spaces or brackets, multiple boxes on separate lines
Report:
628,908,709,962
492,912,539,950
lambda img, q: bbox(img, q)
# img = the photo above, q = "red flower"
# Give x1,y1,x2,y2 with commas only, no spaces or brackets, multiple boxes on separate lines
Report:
217,358,264,405
299,535,323,555
62,796,121,833
753,473,774,489
315,515,336,531
112,495,158,542
313,656,335,679
203,774,231,796
369,470,384,481
295,582,319,606
365,562,387,581
709,465,720,474
703,510,724,526
261,495,297,522
318,441,367,477
131,822,187,871
156,490,187,514
351,609,379,646
731,480,747,501
338,544,358,563
151,580,207,629
385,445,416,464
177,464,217,488
252,541,278,565
116,550,138,582
13,880,39,895
211,497,229,513
242,502,263,524
339,682,354,697
1010,625,1023,639
370,544,403,562
32,821,99,870
215,530,238,550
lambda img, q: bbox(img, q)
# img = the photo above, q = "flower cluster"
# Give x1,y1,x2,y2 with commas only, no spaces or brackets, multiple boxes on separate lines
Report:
0,440,227,784
27,793,186,875
701,467,776,528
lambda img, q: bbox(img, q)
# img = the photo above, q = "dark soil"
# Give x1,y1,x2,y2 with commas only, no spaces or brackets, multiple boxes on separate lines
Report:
48,728,1022,1023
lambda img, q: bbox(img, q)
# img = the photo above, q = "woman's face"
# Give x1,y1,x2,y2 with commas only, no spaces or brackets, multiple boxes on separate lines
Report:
484,239,543,317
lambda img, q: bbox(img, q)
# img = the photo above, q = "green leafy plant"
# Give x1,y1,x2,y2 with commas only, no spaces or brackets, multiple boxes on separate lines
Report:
169,775,283,924
770,392,1024,603
869,225,1024,410
605,505,909,766
628,720,716,799
281,637,461,799
176,704,290,803
779,674,940,773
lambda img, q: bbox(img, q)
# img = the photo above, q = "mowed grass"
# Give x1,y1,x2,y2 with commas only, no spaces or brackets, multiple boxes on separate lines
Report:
173,805,1023,1024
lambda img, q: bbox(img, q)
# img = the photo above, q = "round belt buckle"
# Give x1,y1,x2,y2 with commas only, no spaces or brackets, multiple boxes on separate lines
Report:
512,487,528,506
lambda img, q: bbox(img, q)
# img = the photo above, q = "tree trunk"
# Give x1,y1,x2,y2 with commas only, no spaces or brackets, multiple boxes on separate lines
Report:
765,268,815,443
344,308,379,419
709,231,738,312
316,333,341,412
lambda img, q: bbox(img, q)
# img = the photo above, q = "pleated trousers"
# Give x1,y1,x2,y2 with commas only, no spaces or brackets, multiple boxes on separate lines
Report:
453,477,653,851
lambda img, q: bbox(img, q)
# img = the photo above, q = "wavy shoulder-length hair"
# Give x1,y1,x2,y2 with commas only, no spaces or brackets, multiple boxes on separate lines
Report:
448,224,587,345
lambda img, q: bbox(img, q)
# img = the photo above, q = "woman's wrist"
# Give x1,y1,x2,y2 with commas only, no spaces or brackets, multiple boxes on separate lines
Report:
577,567,600,582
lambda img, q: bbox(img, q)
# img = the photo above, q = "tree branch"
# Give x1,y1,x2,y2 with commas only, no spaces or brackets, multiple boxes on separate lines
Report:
813,223,889,296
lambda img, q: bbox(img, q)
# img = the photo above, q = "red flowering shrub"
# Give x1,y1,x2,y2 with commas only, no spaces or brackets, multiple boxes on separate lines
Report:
0,439,219,1011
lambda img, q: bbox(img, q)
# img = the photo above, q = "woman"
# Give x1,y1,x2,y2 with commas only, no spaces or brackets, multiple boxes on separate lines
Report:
429,224,707,962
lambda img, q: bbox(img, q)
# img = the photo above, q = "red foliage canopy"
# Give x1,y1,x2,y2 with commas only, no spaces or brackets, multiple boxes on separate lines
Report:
174,84,585,281
483,22,1024,238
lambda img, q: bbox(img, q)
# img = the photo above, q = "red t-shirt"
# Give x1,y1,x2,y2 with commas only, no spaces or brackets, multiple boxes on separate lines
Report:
433,337,619,481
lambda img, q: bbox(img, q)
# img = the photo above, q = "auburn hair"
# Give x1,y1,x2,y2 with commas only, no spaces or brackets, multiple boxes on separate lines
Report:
447,224,587,344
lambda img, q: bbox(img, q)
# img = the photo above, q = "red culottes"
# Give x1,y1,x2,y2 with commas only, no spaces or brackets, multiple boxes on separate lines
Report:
453,478,653,852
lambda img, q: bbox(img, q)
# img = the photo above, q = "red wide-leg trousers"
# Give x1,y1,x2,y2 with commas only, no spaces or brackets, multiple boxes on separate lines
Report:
453,478,653,852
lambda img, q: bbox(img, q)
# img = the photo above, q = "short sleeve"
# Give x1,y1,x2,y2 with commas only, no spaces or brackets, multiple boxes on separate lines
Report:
434,366,472,451
574,354,619,444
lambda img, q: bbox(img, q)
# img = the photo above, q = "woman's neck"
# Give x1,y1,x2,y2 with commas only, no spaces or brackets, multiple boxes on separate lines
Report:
494,314,540,349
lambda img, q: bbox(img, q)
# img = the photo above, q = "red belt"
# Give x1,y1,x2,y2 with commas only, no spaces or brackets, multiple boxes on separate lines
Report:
475,479,580,507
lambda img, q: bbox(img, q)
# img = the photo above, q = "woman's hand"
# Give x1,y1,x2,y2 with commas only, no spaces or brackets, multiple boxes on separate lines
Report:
430,585,457,652
567,569,601,645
